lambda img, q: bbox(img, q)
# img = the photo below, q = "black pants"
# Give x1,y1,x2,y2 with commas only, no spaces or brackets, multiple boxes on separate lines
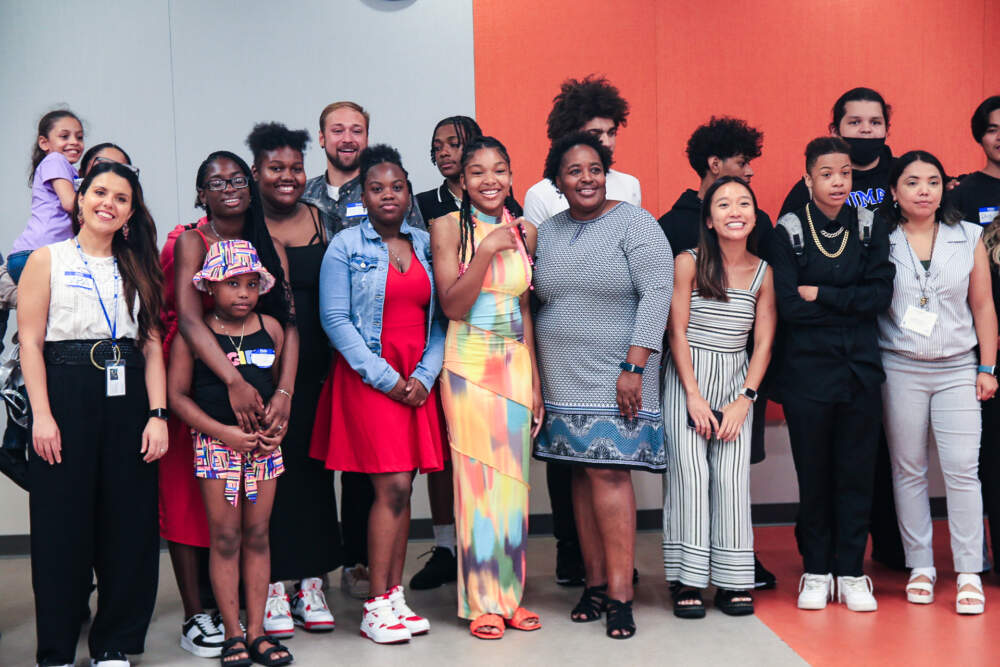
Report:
869,430,906,568
784,383,881,576
982,393,1000,570
341,471,374,566
546,462,579,549
30,363,159,664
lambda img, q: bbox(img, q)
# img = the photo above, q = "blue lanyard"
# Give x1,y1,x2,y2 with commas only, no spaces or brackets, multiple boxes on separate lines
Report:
74,238,119,344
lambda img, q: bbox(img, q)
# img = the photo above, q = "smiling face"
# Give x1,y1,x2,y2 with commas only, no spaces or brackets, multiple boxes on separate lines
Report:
208,273,260,320
319,108,368,173
432,124,463,178
579,116,618,155
361,162,409,227
39,116,84,164
981,108,1000,167
254,146,306,210
78,172,133,236
805,152,852,215
460,147,512,217
199,157,251,218
706,181,756,242
555,144,607,219
835,100,887,139
891,160,943,223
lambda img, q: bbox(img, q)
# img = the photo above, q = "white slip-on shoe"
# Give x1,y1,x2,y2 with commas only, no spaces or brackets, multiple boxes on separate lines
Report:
263,582,295,639
837,575,877,612
292,577,336,632
360,595,411,644
797,573,834,610
387,585,430,635
956,573,985,615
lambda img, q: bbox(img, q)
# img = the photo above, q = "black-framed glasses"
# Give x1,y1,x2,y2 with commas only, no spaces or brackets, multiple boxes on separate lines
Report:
93,156,141,176
203,175,250,191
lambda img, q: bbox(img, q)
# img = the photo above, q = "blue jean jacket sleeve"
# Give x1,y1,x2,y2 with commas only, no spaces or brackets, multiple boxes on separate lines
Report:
319,238,400,393
411,304,446,392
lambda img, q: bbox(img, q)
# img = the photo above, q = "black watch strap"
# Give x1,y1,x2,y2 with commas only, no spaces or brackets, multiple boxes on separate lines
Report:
148,408,169,420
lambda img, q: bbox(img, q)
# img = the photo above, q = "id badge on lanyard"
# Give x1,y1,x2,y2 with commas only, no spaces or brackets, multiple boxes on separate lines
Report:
76,239,126,396
106,363,126,396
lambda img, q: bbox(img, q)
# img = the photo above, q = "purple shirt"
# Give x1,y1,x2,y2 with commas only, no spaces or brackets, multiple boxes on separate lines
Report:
12,152,79,253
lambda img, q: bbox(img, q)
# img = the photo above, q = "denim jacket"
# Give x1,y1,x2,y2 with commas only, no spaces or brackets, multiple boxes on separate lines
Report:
302,174,425,239
319,217,444,393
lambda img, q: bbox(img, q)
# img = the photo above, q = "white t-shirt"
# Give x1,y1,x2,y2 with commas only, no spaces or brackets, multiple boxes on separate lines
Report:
522,169,642,226
326,183,341,201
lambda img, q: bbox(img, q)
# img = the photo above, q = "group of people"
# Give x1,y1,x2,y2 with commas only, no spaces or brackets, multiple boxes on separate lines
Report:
4,76,1000,666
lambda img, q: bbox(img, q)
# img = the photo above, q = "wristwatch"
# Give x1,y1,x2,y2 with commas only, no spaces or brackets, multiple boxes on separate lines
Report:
148,408,169,420
978,365,997,376
619,361,645,375
740,387,758,402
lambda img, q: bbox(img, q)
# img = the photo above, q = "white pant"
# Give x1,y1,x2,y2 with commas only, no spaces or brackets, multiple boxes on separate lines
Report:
881,351,983,573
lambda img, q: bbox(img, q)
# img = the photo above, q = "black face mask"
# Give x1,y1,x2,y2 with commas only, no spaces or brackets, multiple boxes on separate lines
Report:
843,136,886,167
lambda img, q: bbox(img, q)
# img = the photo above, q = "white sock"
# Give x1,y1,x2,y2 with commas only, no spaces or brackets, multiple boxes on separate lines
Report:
433,523,456,555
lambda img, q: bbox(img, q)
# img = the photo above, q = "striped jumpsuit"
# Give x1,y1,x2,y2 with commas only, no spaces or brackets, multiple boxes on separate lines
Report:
662,251,767,589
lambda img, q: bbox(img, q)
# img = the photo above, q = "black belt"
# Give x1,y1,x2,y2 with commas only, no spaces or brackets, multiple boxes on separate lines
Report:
44,339,145,369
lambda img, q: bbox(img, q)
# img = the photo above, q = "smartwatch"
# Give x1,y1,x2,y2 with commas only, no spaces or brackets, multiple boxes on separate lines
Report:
619,361,645,375
978,365,997,376
740,387,758,403
149,408,169,420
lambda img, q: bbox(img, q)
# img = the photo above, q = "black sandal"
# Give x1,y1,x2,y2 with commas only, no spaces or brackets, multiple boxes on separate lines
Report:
571,584,608,622
714,588,754,616
604,598,636,639
247,635,293,666
220,637,252,667
669,582,706,619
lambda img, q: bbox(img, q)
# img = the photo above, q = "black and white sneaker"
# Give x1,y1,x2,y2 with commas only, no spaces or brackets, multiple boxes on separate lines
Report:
181,613,224,658
409,547,457,590
90,651,129,666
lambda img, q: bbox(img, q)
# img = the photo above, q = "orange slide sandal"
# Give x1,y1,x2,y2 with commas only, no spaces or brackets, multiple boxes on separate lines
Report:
505,607,541,631
470,613,505,639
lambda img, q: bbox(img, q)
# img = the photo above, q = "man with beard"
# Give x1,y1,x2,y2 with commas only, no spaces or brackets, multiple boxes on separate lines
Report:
302,101,424,237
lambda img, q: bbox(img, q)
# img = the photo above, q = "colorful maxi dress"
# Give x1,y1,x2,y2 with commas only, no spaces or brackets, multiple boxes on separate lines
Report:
439,208,534,620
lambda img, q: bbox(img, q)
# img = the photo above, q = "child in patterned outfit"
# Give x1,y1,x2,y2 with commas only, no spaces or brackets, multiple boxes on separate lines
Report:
168,239,292,666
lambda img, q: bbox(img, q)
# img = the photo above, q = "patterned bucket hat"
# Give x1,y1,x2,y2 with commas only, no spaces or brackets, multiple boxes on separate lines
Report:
192,239,275,294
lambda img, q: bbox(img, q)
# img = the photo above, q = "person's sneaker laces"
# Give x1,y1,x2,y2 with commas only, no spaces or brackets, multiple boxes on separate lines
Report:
90,651,129,666
797,572,834,610
291,577,336,632
360,595,411,644
263,582,295,639
409,547,457,590
341,563,371,600
180,612,224,658
387,585,430,635
837,575,878,612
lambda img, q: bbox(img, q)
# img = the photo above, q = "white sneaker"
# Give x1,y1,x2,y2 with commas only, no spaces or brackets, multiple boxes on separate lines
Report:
837,575,878,612
360,595,411,644
341,563,370,600
292,577,336,632
797,573,834,610
180,612,224,657
263,582,295,639
386,585,430,635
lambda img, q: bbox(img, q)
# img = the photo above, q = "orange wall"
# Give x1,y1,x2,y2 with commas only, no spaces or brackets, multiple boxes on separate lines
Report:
474,0,1000,219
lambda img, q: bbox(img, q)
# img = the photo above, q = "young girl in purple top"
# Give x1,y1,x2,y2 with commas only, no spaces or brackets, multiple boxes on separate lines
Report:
8,109,85,282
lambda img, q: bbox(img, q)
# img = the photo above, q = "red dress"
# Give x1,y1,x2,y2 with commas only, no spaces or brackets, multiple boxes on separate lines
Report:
310,253,447,473
158,220,213,548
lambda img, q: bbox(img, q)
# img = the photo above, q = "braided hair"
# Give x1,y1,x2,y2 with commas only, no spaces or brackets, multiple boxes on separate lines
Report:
429,115,482,165
457,136,530,271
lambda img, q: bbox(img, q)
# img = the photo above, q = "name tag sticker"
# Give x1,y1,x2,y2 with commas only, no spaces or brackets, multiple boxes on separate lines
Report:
979,206,999,225
247,348,275,368
901,305,938,337
105,362,126,397
345,203,366,218
63,271,93,289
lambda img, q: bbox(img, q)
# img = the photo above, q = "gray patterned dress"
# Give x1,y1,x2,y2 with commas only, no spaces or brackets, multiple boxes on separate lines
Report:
533,202,674,471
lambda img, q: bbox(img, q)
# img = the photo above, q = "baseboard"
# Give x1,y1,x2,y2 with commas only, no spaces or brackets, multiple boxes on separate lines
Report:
0,498,957,556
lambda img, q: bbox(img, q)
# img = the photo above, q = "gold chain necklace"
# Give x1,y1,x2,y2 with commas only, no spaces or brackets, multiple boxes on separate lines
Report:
214,313,246,353
805,203,849,259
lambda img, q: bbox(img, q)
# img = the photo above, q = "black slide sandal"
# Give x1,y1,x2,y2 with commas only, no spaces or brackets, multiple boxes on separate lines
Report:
670,582,706,619
248,636,293,666
220,637,252,667
714,588,754,616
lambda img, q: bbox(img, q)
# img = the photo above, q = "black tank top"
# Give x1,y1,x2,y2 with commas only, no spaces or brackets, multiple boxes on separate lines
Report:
192,313,276,425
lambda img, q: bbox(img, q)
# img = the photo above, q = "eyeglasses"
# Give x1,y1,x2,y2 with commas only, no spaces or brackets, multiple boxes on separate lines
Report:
93,156,141,176
202,175,250,192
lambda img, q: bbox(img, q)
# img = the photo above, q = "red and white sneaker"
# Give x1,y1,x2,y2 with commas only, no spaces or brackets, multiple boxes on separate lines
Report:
263,582,295,639
360,595,411,644
291,577,336,632
387,585,430,635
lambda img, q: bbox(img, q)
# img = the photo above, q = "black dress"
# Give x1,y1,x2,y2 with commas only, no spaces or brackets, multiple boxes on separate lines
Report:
269,210,343,581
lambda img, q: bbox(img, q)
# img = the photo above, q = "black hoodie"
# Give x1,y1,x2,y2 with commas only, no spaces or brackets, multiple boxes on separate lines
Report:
779,144,894,216
658,188,773,256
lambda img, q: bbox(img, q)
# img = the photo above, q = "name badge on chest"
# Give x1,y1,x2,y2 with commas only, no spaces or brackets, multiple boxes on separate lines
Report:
106,362,126,397
901,305,938,337
979,206,999,226
345,202,367,218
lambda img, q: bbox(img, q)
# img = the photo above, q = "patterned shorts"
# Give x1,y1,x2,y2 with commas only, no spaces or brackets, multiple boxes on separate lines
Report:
193,430,284,506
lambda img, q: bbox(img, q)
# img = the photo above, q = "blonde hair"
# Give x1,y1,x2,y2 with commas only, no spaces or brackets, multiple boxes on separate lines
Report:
319,101,369,133
983,211,1000,266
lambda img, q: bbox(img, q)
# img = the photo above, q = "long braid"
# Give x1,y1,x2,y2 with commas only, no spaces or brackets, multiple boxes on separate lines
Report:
459,189,474,271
